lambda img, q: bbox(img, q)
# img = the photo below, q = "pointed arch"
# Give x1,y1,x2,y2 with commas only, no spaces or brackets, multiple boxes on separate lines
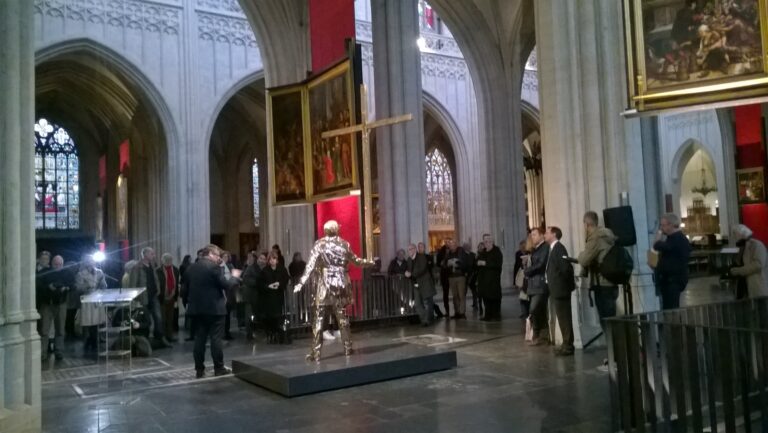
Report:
35,38,179,150
203,69,266,156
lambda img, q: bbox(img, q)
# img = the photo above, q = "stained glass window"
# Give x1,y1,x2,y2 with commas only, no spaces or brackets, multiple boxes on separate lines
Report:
425,148,454,228
418,0,436,32
252,158,260,227
34,118,80,230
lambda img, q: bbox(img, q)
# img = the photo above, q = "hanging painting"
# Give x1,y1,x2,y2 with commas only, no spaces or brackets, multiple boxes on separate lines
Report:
624,0,768,112
307,60,359,200
737,167,765,203
267,85,309,205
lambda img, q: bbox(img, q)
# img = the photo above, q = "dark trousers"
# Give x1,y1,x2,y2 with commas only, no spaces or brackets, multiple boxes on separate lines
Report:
192,315,225,371
529,293,549,337
594,286,619,330
484,298,501,320
224,304,233,336
65,308,78,337
440,273,450,316
659,280,686,310
552,296,574,351
147,297,164,339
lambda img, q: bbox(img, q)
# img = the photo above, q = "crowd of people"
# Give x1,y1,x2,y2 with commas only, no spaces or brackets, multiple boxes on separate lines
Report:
35,214,768,370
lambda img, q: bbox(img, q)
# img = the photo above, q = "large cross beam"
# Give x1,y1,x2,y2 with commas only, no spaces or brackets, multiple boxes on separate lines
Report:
321,84,412,260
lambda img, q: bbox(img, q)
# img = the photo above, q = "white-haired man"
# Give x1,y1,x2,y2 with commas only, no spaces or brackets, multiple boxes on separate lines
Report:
653,213,691,310
730,224,768,298
294,220,373,361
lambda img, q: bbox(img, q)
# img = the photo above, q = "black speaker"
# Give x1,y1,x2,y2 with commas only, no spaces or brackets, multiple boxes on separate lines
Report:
603,206,637,247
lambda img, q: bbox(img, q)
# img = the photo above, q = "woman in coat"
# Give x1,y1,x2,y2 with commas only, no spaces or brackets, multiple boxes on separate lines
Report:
731,224,768,298
259,252,290,343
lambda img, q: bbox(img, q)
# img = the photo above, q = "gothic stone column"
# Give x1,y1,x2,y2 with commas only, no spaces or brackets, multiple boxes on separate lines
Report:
0,0,42,432
536,0,659,349
371,0,428,262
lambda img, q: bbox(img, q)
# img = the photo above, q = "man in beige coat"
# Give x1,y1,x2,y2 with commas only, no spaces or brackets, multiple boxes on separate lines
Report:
730,224,768,298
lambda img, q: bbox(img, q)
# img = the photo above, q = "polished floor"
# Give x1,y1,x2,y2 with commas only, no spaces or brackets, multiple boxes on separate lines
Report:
41,276,730,433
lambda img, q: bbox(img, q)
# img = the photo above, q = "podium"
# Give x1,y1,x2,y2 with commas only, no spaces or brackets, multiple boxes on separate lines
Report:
80,288,145,375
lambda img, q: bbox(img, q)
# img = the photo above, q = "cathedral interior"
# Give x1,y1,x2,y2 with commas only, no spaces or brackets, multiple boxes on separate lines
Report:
2,0,768,432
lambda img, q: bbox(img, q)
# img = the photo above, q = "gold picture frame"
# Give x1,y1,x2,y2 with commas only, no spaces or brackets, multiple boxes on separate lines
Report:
624,0,768,112
267,84,310,206
306,60,359,201
737,167,765,203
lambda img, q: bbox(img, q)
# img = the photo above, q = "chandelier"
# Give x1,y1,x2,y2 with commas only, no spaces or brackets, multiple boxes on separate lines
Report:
691,161,716,196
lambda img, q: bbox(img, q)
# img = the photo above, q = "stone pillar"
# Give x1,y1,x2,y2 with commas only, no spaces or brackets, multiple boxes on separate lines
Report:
241,0,316,258
371,0,428,262
0,1,42,432
535,0,659,348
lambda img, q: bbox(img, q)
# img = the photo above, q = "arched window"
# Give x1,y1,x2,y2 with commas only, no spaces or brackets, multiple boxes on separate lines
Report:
34,118,79,230
418,0,437,32
425,148,454,228
252,158,260,227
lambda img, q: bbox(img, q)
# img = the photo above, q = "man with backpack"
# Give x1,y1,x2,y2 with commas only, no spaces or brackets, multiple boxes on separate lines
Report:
577,211,620,328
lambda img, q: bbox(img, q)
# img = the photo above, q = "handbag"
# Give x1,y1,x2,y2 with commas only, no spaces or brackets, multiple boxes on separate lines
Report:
647,249,659,269
514,268,525,288
518,289,530,301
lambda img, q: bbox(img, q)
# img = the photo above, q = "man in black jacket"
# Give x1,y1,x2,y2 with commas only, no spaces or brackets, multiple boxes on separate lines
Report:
181,244,239,378
653,213,691,310
545,226,575,356
406,244,436,326
477,234,503,321
524,228,550,345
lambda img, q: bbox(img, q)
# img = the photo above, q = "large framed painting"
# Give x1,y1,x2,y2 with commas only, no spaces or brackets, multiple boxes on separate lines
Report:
307,60,359,200
737,167,765,203
267,85,309,205
624,0,768,112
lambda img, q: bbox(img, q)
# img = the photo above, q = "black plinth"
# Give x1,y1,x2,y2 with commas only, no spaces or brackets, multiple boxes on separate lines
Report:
232,341,457,397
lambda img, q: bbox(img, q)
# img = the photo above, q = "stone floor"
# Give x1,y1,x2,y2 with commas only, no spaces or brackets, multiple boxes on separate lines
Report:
40,276,732,433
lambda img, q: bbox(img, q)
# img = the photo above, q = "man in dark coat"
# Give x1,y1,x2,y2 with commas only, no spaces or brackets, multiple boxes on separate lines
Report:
524,228,550,345
545,226,576,356
181,244,239,378
477,234,503,321
653,213,691,310
406,244,436,326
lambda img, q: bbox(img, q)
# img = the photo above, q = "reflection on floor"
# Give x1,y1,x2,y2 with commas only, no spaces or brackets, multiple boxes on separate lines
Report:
41,276,734,433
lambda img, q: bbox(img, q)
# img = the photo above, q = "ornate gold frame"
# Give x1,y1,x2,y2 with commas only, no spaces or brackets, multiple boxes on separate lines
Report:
267,84,310,206
624,0,768,112
306,60,360,201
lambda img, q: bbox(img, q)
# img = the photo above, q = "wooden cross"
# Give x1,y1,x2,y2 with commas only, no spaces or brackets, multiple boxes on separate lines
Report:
321,84,413,260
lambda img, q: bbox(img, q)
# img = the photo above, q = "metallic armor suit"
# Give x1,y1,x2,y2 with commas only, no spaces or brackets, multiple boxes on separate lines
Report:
294,220,371,361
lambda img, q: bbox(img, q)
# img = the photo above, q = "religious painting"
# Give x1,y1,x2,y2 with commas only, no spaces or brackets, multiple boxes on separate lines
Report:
307,60,358,200
737,167,765,203
624,0,768,112
116,174,128,238
267,85,309,205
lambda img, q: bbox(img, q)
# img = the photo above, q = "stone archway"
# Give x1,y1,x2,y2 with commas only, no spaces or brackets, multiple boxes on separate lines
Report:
35,38,177,270
207,77,267,260
671,140,721,236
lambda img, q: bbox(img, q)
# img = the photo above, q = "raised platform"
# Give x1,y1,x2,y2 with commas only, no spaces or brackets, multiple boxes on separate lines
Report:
232,340,457,397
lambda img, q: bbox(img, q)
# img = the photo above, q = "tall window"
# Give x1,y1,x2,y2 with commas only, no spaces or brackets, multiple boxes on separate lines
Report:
425,148,454,228
34,118,80,230
418,0,437,32
252,158,260,227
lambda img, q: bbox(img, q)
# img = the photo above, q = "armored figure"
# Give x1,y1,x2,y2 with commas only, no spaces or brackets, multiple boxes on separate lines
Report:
294,220,372,361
